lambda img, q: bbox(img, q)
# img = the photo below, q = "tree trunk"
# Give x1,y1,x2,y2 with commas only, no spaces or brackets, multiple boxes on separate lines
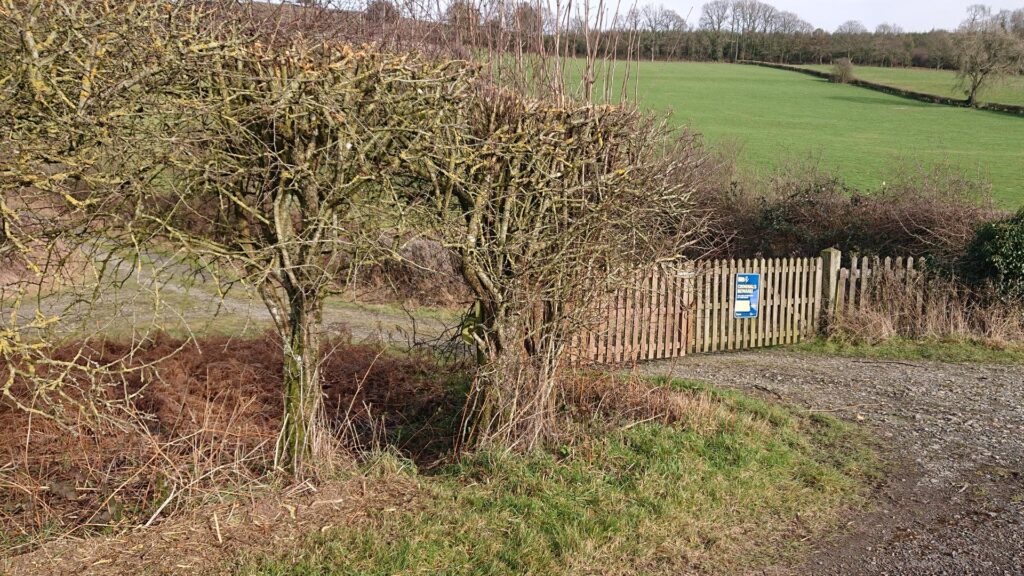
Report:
275,291,324,474
462,297,563,452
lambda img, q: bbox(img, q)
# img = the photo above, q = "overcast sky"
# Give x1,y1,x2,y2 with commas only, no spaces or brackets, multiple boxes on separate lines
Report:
670,1,1021,33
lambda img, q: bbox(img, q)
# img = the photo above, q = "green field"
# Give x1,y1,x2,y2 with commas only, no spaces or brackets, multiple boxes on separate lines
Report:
801,64,1024,106
604,62,1024,207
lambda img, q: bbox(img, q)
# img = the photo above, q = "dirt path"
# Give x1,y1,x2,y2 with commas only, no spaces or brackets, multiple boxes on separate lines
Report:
641,351,1024,575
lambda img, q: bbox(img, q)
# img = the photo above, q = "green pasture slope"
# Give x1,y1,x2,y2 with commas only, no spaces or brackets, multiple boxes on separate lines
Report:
801,64,1024,107
598,62,1024,207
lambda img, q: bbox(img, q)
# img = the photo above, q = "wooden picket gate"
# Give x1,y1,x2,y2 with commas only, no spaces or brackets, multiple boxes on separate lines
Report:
691,257,824,354
573,256,827,364
572,264,696,364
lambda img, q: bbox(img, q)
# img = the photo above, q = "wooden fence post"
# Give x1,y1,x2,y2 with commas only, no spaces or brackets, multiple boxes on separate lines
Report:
819,248,842,334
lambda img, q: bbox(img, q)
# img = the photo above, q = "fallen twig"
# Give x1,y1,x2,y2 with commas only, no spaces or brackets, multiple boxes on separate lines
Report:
852,359,920,368
753,384,783,399
144,487,178,528
212,511,223,544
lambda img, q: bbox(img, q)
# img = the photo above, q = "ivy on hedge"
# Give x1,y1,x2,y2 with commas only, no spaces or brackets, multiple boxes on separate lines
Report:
966,209,1024,299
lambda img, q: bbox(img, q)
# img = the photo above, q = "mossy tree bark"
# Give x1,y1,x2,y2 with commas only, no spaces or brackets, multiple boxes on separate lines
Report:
276,287,325,472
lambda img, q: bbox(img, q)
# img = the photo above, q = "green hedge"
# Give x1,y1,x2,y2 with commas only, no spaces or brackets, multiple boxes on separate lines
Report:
966,209,1024,298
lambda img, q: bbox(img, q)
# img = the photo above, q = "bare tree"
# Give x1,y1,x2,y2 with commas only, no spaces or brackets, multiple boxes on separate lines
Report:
5,0,683,470
446,0,482,47
638,4,687,61
365,0,401,26
419,85,709,450
833,20,868,60
512,2,544,49
3,0,476,474
640,4,661,61
773,11,810,34
873,23,907,66
1010,8,1024,38
721,0,776,61
805,29,831,64
874,23,904,35
658,7,689,59
700,0,732,60
955,6,1024,105
835,20,867,34
0,0,221,424
144,45,475,474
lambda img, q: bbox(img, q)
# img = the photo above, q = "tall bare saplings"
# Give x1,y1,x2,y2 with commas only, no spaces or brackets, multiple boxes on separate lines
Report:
424,87,708,450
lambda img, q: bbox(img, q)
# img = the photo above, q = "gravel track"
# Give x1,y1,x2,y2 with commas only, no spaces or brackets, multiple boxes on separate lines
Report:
642,351,1024,576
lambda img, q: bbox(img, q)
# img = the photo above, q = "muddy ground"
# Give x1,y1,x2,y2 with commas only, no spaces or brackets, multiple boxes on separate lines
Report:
643,351,1024,576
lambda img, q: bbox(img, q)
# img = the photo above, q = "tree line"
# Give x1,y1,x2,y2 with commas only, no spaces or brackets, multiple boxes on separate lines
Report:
574,1,1023,68
354,0,1024,70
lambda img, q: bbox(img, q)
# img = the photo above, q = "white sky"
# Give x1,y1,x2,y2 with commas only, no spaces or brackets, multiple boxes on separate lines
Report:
666,1,1023,32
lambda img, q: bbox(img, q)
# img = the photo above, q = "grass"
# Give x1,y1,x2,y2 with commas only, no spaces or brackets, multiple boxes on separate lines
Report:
795,337,1024,364
800,64,1024,107
586,61,1024,207
236,378,879,576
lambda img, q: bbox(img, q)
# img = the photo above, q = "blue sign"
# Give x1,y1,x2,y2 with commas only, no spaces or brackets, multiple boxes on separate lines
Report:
734,273,760,319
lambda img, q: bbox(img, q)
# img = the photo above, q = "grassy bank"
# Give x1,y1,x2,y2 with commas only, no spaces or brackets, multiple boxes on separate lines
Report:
795,337,1024,364
236,378,879,576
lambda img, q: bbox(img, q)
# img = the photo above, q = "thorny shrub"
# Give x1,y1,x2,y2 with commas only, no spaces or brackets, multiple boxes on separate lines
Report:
697,160,1002,270
831,58,855,83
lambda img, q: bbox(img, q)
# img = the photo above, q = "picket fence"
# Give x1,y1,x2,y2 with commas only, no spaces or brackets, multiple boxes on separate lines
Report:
835,255,925,316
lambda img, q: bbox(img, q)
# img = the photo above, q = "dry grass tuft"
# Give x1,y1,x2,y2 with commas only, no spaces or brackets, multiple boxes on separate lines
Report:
832,273,1024,345
559,371,735,436
3,472,425,576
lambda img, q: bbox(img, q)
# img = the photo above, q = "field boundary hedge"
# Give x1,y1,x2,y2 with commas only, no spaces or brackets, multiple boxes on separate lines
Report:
740,61,1024,116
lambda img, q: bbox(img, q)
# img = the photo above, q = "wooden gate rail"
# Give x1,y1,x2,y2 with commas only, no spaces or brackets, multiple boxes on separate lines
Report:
835,255,924,317
689,257,822,354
